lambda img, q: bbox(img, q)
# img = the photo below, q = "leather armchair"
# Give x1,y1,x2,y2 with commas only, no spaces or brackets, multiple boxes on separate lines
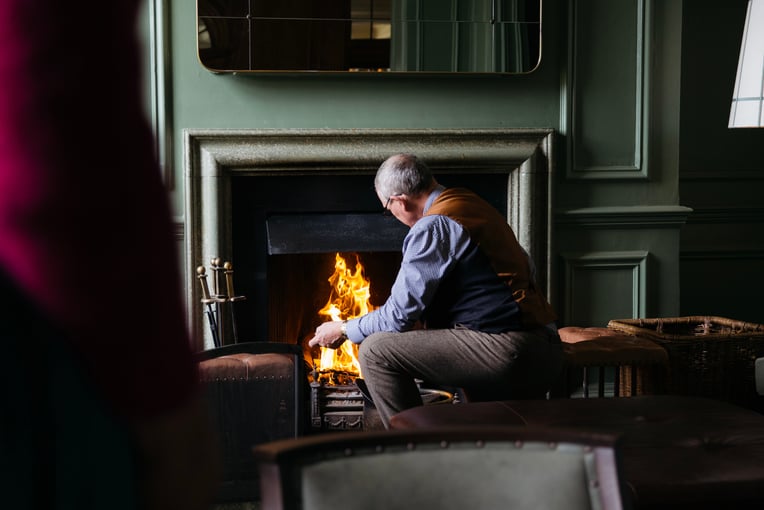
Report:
195,342,308,503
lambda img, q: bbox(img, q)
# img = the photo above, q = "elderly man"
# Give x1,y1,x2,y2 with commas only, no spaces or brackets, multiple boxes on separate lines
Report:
309,153,562,427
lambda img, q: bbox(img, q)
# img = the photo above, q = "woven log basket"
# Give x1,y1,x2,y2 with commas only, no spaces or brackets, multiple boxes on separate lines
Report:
607,316,764,411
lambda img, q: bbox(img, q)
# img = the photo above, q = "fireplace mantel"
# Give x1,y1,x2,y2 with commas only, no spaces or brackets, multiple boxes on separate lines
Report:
185,128,555,350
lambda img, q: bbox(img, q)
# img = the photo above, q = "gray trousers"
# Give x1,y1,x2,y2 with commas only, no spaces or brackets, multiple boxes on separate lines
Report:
358,326,564,427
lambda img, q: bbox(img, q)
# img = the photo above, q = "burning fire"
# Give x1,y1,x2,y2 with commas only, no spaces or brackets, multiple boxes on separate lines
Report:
314,253,377,383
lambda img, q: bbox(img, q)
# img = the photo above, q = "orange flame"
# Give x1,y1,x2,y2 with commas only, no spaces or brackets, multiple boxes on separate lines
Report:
315,253,376,380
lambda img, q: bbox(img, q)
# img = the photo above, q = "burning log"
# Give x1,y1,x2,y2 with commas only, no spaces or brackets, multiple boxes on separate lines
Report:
311,368,358,387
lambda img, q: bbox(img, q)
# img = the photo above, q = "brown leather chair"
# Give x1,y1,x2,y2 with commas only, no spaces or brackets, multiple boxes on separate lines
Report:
196,342,308,503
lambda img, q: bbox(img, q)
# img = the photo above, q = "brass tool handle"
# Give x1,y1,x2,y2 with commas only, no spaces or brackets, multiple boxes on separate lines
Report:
223,261,247,302
197,265,212,301
210,257,222,297
224,261,235,298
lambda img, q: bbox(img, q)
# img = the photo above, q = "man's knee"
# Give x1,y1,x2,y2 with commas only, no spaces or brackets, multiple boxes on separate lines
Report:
359,332,397,366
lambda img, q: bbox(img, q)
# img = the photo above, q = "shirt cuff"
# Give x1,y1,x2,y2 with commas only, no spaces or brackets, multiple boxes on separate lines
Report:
345,318,364,344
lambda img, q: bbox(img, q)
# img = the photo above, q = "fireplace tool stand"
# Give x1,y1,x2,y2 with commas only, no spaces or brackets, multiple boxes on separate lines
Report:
197,257,246,348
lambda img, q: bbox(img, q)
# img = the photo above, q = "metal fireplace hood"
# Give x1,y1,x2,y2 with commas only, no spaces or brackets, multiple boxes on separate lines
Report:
266,213,409,255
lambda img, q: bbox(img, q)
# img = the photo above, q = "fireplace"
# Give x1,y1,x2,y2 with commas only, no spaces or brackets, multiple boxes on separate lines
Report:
184,128,555,352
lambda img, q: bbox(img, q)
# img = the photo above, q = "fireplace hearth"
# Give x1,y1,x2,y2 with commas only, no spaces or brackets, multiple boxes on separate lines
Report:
184,128,555,351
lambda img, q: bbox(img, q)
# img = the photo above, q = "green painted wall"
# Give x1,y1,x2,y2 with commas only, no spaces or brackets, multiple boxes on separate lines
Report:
148,0,762,329
166,0,564,214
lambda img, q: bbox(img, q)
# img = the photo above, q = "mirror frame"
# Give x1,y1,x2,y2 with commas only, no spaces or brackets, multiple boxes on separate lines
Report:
196,0,543,75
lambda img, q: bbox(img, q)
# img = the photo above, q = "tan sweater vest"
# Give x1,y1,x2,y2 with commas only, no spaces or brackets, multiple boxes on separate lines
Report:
426,188,557,329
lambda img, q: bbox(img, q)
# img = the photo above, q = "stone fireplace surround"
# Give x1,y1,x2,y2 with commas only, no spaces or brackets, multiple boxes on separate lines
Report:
185,128,555,351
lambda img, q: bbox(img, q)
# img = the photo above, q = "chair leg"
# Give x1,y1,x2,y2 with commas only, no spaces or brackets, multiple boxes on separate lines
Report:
582,367,589,398
597,368,605,398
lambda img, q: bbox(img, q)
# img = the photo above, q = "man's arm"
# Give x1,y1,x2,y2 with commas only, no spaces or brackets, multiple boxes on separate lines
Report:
349,215,470,341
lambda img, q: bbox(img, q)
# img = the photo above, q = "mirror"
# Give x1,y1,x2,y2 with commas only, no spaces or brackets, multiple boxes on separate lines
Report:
197,0,541,74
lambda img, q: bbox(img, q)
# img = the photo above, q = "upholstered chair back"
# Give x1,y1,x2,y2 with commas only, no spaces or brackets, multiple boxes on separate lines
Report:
254,427,626,510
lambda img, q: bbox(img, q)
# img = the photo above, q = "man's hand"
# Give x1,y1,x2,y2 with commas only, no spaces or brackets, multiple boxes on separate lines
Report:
308,321,347,349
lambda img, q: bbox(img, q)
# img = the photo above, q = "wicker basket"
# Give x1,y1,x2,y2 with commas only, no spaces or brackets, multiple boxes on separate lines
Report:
607,316,764,411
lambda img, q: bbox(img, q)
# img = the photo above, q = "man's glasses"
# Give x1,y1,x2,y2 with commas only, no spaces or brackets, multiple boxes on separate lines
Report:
382,194,402,216
382,195,393,216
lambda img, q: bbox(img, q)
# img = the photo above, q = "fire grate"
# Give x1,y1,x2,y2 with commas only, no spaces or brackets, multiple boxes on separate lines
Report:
309,369,455,432
310,381,366,431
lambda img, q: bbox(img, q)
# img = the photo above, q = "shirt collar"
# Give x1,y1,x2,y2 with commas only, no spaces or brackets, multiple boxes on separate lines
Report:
423,185,446,214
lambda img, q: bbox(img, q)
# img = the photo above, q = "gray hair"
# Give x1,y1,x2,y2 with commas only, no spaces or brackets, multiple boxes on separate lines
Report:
374,153,434,200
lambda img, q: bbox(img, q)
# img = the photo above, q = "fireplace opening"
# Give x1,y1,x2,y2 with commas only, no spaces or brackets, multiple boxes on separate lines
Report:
229,171,511,345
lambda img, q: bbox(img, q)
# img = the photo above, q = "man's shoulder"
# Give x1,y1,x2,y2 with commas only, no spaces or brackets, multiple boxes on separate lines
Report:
409,214,467,245
414,213,459,230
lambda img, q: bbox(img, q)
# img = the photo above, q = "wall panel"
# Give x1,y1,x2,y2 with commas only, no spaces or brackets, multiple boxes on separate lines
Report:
567,0,647,179
560,251,648,327
555,204,690,327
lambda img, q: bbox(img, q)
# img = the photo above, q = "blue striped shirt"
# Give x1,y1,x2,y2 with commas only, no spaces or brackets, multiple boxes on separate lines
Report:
346,186,478,343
